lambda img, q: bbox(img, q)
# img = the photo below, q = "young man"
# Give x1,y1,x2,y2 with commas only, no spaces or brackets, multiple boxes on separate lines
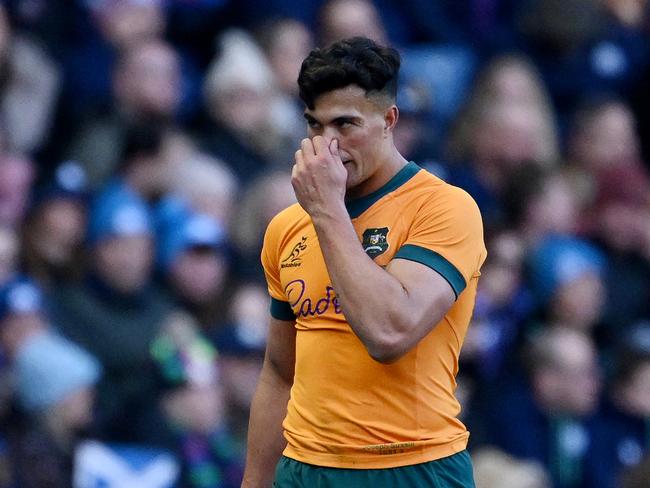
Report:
243,37,486,487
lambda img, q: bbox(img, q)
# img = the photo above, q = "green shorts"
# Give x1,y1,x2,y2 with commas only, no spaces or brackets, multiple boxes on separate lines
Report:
273,450,475,487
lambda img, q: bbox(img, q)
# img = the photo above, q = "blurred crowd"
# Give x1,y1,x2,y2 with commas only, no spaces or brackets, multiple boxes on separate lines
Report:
0,0,649,487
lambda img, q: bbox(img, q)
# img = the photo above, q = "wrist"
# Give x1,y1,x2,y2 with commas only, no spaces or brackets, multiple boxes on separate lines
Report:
309,200,348,227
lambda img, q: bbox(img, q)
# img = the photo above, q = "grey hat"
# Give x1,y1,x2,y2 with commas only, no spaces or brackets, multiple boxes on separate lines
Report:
14,332,102,412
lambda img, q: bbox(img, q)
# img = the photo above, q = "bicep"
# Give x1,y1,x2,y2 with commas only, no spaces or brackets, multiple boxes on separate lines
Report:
264,316,297,385
386,258,456,329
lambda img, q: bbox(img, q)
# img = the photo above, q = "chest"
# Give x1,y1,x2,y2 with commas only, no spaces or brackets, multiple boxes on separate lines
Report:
277,210,410,321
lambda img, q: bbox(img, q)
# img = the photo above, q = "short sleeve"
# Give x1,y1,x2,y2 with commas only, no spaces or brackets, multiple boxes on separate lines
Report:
394,186,487,298
261,214,296,321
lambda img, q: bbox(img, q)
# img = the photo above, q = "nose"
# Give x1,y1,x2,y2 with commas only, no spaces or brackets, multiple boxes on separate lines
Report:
322,126,339,143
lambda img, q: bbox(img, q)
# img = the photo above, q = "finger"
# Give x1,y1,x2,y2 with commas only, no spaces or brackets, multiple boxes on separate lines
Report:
300,138,315,157
294,149,304,166
291,166,300,194
328,138,340,159
312,135,326,156
328,139,344,167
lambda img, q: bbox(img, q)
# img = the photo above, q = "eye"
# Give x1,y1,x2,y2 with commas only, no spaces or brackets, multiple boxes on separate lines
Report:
336,120,352,128
307,119,321,129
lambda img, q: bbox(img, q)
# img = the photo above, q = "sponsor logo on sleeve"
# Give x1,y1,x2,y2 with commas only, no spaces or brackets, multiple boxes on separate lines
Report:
281,236,308,268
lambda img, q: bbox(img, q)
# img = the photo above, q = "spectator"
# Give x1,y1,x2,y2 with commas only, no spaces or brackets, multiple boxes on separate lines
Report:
586,325,650,488
447,54,559,168
318,0,388,46
528,236,607,336
568,98,644,174
230,170,295,281
567,98,650,331
0,276,101,487
50,186,174,447
461,231,533,382
65,39,181,188
256,18,314,102
114,122,174,204
485,327,601,488
0,5,61,156
568,99,650,248
0,276,50,360
392,79,440,170
199,29,297,183
459,230,535,446
447,100,559,227
255,17,313,143
166,152,238,230
405,0,522,47
62,0,167,118
158,212,231,332
151,312,244,488
504,164,582,248
21,161,88,289
444,55,560,228
213,283,269,448
516,0,650,120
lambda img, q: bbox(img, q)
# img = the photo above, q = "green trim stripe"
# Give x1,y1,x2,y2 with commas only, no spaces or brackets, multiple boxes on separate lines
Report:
270,298,296,320
395,244,466,298
345,161,421,218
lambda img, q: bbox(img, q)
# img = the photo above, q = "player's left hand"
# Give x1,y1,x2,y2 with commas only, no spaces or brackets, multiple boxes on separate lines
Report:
292,136,347,219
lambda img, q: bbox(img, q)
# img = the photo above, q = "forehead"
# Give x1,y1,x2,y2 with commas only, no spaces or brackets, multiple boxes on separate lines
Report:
306,85,384,119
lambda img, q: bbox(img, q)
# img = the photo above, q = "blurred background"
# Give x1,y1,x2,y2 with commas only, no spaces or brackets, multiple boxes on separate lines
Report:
0,0,649,486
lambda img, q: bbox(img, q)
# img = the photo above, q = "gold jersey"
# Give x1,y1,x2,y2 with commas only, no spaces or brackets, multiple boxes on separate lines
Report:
261,162,487,469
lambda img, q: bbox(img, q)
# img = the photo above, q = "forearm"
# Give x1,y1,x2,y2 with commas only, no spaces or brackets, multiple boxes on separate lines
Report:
241,362,291,488
311,207,417,362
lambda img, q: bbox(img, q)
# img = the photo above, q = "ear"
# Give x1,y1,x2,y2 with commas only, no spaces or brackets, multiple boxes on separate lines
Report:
384,105,399,136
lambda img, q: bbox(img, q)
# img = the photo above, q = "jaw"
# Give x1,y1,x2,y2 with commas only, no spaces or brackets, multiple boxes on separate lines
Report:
345,165,375,199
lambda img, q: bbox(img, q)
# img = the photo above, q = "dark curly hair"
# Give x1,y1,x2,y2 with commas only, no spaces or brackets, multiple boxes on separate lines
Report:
298,37,401,109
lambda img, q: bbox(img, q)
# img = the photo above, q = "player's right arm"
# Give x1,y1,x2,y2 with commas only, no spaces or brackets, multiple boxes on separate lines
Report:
241,316,296,488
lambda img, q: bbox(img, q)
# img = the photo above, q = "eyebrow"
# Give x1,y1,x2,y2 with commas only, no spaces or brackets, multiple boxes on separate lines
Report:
303,113,359,125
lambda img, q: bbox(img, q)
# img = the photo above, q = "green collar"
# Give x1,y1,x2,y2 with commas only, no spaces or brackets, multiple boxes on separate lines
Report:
345,161,420,218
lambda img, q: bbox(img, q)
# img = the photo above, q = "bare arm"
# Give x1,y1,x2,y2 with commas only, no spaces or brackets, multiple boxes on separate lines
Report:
241,317,296,488
292,136,455,363
313,213,454,363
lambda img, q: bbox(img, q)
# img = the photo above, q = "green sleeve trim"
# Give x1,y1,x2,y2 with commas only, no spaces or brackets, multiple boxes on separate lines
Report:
394,244,466,299
270,297,296,321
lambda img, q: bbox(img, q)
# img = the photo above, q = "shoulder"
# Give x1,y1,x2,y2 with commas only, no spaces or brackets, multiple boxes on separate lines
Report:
403,168,483,222
418,168,477,200
262,203,309,260
265,203,309,240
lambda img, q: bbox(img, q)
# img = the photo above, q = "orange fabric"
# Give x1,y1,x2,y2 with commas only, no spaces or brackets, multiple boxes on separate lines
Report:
261,167,486,469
